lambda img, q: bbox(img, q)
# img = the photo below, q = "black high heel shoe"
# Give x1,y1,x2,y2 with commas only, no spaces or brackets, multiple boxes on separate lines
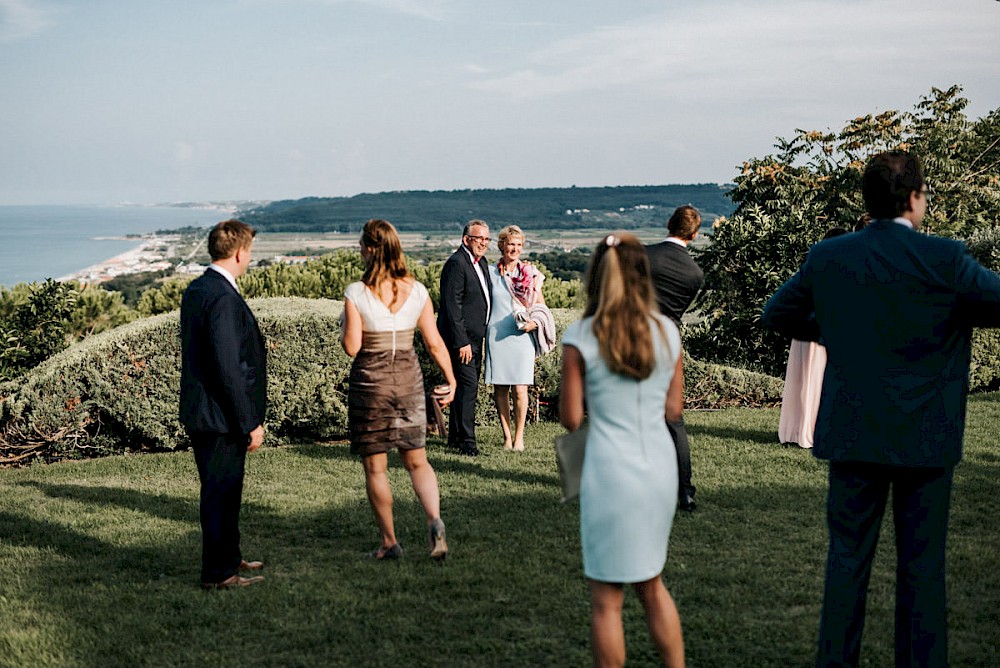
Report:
429,518,448,561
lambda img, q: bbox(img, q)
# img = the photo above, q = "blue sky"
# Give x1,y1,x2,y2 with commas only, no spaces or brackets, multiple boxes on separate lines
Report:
1,0,998,205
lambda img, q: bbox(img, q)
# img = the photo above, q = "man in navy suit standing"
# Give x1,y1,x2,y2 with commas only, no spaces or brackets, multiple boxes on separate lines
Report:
438,219,491,456
646,205,705,511
180,220,267,589
762,151,1000,667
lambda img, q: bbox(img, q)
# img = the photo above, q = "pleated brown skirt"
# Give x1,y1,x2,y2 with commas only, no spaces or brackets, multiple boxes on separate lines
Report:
348,348,427,457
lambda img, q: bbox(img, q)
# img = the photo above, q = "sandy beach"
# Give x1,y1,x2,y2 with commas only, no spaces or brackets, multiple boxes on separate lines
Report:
57,236,178,285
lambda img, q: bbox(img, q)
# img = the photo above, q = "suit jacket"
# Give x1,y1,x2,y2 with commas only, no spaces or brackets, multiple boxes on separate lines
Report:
762,219,1000,467
179,269,267,436
437,247,491,350
646,240,704,328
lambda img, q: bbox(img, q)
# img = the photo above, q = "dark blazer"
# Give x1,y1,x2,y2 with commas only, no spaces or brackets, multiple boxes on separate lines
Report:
646,240,704,328
762,219,1000,467
179,268,267,436
437,247,491,350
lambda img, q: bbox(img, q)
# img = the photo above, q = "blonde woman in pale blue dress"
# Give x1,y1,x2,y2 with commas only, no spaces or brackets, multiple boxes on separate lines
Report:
560,232,685,668
484,225,544,450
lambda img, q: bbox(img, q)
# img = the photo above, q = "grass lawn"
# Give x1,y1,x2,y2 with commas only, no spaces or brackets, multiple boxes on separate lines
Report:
2,396,999,667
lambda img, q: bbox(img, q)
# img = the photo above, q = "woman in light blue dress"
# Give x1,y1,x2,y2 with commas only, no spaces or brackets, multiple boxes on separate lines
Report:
560,232,685,667
485,225,545,450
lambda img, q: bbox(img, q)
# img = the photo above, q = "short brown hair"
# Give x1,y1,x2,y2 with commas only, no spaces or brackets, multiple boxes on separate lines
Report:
862,151,925,219
208,219,256,261
667,205,701,240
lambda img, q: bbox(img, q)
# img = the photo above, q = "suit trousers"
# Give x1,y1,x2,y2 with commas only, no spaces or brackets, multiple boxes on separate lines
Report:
191,431,248,583
448,340,482,452
816,461,953,668
667,417,695,499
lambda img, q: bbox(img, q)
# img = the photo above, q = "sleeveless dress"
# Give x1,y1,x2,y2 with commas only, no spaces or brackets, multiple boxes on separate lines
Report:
345,281,429,457
484,264,542,386
561,314,682,583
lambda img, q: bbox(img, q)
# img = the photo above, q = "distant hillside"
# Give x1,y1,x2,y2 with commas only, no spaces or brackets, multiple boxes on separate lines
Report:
238,184,735,233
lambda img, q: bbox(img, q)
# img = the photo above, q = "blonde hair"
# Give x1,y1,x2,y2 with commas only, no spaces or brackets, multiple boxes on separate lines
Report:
497,225,524,251
360,219,410,307
582,232,664,380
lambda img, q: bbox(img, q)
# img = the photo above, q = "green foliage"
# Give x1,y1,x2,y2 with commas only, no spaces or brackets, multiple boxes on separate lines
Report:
0,300,782,464
965,225,1000,392
526,247,591,281
136,276,193,316
0,279,78,382
64,281,138,339
100,268,175,306
689,86,1000,376
239,184,736,234
0,298,351,464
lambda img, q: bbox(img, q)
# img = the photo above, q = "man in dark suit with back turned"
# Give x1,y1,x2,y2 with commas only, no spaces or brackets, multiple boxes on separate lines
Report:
438,219,491,456
762,151,1000,667
180,219,268,589
646,205,705,511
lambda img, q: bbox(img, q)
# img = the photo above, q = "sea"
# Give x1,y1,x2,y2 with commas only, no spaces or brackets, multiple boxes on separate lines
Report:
0,205,229,287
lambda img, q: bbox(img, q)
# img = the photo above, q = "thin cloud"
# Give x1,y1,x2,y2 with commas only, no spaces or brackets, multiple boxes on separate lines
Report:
0,0,52,42
470,0,1000,101
298,0,450,20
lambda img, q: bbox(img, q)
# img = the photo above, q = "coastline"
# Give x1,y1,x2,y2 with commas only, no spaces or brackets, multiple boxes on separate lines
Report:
57,235,182,285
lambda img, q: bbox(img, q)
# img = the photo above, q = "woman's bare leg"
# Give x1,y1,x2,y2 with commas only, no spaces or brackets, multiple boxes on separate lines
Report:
400,447,440,521
494,385,514,449
513,384,529,450
633,576,685,667
590,580,626,668
362,453,396,548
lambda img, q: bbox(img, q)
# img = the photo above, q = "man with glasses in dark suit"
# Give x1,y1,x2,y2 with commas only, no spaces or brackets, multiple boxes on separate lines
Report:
438,220,492,456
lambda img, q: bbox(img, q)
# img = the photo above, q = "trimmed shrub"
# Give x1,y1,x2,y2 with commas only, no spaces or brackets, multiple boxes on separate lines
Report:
0,298,351,464
0,300,783,465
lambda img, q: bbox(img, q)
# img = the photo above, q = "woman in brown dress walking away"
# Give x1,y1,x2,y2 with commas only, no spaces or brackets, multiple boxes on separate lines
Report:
341,219,456,560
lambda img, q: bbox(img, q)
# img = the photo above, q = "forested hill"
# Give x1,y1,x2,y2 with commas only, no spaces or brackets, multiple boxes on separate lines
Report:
239,184,735,233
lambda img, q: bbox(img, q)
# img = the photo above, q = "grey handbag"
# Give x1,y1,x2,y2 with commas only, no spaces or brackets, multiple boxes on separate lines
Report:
554,425,588,503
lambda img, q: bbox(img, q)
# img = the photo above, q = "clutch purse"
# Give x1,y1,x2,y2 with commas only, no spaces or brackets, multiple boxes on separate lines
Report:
554,425,588,503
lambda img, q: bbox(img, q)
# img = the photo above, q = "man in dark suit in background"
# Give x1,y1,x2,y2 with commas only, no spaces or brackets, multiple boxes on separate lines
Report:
646,205,705,511
762,151,1000,667
438,219,491,456
180,219,268,589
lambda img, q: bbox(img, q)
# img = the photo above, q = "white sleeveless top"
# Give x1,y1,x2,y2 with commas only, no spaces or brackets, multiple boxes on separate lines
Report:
344,281,429,354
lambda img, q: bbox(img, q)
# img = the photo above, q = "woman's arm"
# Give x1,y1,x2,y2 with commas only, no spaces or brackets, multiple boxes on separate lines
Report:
533,271,546,306
417,298,457,405
559,345,585,431
665,353,684,422
341,298,363,357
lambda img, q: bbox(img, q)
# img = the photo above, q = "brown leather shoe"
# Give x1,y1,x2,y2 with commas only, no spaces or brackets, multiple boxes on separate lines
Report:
201,574,264,590
239,560,264,571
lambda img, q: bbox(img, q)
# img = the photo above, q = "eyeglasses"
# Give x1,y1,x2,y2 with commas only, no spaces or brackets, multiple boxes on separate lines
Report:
466,234,491,242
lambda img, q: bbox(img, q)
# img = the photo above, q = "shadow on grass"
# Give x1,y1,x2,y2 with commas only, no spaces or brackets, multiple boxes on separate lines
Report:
687,422,778,446
292,439,563,489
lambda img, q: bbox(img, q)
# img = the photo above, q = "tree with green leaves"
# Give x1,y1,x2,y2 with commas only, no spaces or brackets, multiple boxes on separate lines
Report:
0,279,78,381
688,86,1000,375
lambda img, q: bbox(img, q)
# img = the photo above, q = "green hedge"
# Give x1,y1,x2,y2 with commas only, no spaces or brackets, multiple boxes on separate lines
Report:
0,298,351,464
0,299,784,465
